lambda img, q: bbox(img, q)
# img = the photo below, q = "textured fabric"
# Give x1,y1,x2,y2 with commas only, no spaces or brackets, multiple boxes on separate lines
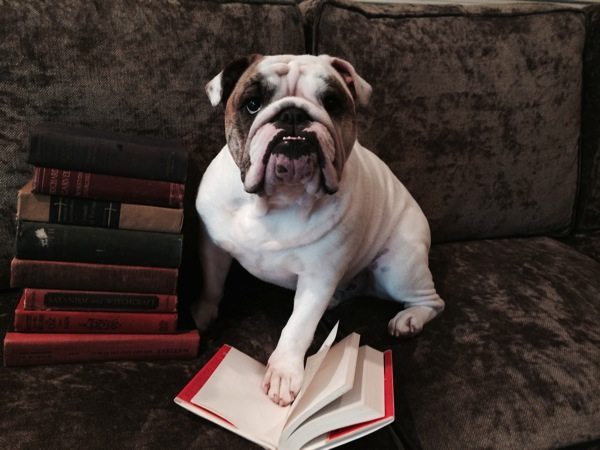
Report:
559,231,600,263
0,0,305,289
577,5,600,231
330,238,600,450
306,0,584,243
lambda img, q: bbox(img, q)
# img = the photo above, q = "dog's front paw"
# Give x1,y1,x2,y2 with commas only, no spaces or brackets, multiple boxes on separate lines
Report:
262,350,304,407
189,298,219,332
388,306,436,338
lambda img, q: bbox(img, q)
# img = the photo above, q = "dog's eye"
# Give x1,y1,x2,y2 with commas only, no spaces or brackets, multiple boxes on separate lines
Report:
322,93,343,115
245,98,262,115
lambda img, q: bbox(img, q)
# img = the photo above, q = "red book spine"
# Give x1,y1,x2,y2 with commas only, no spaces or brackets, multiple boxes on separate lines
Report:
4,330,200,366
23,288,178,313
14,294,177,334
10,258,178,294
32,166,184,208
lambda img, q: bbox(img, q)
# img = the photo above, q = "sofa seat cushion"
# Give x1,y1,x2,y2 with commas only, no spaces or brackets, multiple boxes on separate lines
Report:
330,237,600,449
2,237,599,449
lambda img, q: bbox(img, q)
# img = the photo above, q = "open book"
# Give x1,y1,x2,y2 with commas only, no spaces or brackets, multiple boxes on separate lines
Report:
174,323,394,450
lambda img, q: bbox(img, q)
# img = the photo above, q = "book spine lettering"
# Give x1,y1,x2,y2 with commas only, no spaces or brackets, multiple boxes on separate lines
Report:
10,258,178,294
23,288,178,312
4,331,200,366
32,167,184,208
14,309,178,334
16,221,183,268
28,125,188,182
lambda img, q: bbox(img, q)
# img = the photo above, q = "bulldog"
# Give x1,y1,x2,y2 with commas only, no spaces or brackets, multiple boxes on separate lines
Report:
192,54,444,407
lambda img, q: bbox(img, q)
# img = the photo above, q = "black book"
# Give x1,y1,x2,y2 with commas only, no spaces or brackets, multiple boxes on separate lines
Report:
28,123,188,183
16,221,183,268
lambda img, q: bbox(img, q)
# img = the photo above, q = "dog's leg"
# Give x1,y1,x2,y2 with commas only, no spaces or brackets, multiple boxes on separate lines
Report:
262,276,336,406
374,239,444,337
190,225,232,332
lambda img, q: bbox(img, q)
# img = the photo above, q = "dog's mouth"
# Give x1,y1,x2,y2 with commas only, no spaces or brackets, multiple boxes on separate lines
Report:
266,130,318,162
245,129,336,195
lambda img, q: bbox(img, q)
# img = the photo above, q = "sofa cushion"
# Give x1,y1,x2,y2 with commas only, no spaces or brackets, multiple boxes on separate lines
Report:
304,0,585,243
331,237,600,450
0,0,305,289
577,4,600,232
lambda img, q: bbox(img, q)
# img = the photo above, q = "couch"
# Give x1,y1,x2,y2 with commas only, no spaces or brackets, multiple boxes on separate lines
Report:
1,0,599,448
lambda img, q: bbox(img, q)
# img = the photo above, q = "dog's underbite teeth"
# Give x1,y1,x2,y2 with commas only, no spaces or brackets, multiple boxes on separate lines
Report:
282,136,307,142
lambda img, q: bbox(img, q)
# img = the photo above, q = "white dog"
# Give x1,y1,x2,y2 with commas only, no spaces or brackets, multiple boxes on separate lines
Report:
191,54,444,406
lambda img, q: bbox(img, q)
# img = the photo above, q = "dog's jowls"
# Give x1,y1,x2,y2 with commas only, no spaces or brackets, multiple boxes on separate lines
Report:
191,54,444,406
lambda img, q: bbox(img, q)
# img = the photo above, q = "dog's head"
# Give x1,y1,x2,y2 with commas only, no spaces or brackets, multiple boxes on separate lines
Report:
206,54,371,197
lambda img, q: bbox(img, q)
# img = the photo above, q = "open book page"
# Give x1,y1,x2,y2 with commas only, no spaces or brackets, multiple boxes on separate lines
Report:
190,347,289,447
295,322,340,399
280,332,361,443
281,346,385,450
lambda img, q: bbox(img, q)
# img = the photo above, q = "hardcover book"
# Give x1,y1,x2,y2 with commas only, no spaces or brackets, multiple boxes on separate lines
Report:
11,258,179,294
14,293,177,334
32,166,185,208
16,221,183,268
22,288,177,313
28,123,188,182
18,181,184,233
4,330,200,366
174,323,394,450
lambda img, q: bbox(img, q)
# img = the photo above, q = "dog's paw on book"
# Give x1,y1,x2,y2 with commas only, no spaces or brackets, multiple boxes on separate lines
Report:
174,323,394,450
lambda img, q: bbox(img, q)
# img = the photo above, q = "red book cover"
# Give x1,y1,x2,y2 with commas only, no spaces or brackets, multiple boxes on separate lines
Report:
32,166,184,208
23,288,178,313
4,330,200,366
10,258,178,294
14,294,178,334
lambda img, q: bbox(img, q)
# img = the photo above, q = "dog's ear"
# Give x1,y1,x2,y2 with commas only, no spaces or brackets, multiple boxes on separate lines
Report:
329,57,372,107
206,54,263,107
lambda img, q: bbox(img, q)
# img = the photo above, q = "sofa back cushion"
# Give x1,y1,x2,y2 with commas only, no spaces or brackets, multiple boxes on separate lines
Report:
305,0,585,243
0,0,305,289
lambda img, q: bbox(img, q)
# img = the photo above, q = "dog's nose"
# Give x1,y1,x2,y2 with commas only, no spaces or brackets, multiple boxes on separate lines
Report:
276,107,310,131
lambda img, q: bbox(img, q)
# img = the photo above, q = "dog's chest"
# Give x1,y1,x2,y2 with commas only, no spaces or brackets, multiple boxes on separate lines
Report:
203,197,347,288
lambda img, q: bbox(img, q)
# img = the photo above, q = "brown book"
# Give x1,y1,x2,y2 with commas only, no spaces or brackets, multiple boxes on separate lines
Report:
4,330,200,366
17,181,184,233
32,166,184,208
10,258,178,294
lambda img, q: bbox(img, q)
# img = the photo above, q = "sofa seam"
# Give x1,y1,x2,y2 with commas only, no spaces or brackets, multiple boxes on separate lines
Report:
314,0,585,21
571,9,592,235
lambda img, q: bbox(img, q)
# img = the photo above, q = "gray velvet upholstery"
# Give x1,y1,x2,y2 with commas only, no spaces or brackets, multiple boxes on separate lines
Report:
303,0,585,243
1,1,600,449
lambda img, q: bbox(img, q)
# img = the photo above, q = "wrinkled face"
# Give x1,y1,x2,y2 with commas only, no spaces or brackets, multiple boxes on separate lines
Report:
206,54,372,197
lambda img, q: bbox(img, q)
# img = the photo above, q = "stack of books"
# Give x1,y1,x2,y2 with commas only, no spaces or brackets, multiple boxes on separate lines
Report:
4,123,200,366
